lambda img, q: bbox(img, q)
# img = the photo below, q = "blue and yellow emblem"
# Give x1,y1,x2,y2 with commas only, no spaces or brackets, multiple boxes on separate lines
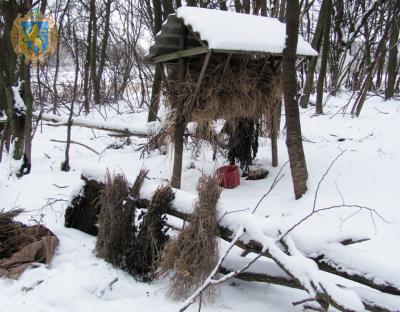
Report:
11,10,58,65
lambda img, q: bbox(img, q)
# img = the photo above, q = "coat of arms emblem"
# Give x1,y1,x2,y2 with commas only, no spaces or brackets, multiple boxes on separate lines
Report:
11,10,58,65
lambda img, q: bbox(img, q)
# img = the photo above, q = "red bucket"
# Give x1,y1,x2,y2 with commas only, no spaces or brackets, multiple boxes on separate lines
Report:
216,165,240,189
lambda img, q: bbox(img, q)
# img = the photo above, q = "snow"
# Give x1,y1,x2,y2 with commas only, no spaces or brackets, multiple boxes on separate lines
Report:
176,7,318,56
303,242,400,291
11,82,26,115
39,112,162,137
1,94,400,311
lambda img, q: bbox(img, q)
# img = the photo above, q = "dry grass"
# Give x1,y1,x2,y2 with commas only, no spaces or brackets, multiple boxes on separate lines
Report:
65,178,104,236
160,174,221,300
96,169,147,269
0,209,53,260
0,209,29,259
163,54,282,160
167,54,282,128
128,185,174,281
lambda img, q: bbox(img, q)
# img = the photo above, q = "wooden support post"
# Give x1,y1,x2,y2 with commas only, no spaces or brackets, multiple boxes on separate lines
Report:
271,99,281,167
171,23,187,189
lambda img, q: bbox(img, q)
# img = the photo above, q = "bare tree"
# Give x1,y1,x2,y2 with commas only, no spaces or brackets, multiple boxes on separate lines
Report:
282,0,308,199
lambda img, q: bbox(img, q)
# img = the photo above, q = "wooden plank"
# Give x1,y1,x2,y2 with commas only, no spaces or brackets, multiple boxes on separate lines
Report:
211,48,314,59
149,46,208,63
171,21,188,189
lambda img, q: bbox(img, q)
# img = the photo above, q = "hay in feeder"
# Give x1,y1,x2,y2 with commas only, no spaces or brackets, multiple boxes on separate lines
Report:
160,174,221,300
164,54,282,166
166,54,282,127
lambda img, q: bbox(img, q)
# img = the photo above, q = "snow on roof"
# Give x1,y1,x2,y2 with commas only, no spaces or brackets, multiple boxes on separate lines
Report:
176,7,317,57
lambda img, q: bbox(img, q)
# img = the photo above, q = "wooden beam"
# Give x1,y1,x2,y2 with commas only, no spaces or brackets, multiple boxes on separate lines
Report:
185,51,212,117
149,46,208,64
271,100,280,167
211,48,313,59
221,53,232,78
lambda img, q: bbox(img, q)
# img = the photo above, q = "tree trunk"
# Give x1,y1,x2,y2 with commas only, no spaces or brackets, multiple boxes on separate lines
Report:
0,0,18,159
234,0,242,13
148,0,164,122
83,7,93,114
282,0,308,199
243,0,250,14
385,1,399,100
278,0,286,22
148,67,162,122
161,0,174,18
62,27,80,172
18,61,33,176
219,0,228,10
89,0,98,105
329,0,343,96
299,0,328,108
315,0,331,114
93,0,112,105
52,0,70,114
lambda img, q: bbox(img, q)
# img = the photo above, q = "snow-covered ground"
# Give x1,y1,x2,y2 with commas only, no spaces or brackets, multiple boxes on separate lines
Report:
1,94,400,311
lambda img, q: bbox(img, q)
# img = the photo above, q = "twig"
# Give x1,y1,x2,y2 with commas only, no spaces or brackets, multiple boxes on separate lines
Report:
252,161,288,214
52,184,70,189
218,208,249,223
279,150,390,241
358,128,376,142
374,107,389,114
50,139,100,155
312,150,347,211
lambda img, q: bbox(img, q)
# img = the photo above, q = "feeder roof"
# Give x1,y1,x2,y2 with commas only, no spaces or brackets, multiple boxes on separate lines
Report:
145,7,318,63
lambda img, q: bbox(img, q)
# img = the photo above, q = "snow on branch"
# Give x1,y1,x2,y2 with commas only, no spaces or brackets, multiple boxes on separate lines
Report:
11,81,26,116
34,112,162,138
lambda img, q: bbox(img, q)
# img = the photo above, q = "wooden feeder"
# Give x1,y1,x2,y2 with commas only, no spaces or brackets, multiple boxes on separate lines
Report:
145,7,317,189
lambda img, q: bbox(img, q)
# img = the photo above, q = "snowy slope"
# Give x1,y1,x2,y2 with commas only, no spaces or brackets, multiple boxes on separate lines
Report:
1,94,400,311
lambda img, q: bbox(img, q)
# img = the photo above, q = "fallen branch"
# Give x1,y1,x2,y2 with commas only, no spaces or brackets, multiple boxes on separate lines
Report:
50,139,100,155
76,171,399,311
34,112,161,138
221,265,400,312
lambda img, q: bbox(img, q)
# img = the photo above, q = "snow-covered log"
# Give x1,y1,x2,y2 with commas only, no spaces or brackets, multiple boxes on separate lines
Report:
221,255,400,312
34,112,162,138
78,170,400,311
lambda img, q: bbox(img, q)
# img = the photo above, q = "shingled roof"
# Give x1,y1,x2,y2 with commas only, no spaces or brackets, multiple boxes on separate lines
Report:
145,7,317,63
